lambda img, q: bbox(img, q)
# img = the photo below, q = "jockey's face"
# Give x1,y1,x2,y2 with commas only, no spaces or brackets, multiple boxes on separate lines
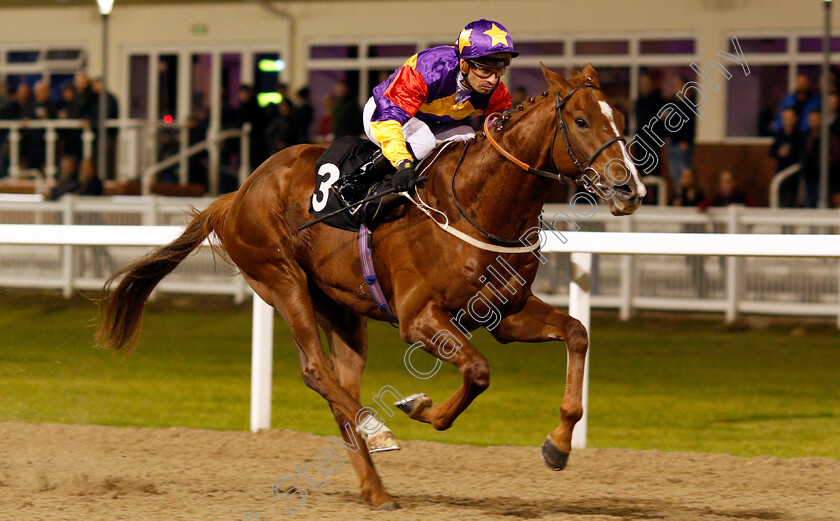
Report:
460,54,510,94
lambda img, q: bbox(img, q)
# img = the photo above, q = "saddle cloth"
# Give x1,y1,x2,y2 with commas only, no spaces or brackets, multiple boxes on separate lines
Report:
308,136,386,232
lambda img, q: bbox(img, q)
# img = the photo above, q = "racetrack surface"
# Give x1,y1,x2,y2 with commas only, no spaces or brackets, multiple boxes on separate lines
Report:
0,423,837,521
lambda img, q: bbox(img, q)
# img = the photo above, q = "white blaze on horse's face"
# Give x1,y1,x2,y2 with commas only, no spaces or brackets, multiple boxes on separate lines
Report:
595,100,646,213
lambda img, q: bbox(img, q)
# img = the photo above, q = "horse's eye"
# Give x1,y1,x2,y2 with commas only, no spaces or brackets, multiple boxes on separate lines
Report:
575,117,588,129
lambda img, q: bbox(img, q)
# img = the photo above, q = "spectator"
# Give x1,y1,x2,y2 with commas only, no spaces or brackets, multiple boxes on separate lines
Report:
56,82,81,160
769,108,805,207
46,155,80,200
829,93,840,135
71,71,96,122
6,84,35,170
698,170,753,211
293,86,314,144
330,80,363,139
671,167,705,207
0,80,7,177
665,76,696,191
76,157,104,196
315,94,335,143
236,84,268,168
799,110,840,208
265,99,297,154
90,77,119,179
774,74,820,134
633,73,665,175
21,80,56,171
276,82,292,106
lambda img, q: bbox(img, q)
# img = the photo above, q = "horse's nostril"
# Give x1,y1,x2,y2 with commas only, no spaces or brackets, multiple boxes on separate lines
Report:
613,184,634,200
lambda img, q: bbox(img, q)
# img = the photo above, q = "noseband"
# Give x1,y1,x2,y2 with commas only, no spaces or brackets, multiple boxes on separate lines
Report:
484,82,626,194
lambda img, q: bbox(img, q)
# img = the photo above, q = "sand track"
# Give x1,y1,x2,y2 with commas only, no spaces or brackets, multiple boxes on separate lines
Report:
0,423,837,521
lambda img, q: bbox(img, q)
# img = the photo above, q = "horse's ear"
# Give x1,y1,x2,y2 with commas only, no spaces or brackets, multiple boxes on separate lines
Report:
540,62,569,90
581,63,601,87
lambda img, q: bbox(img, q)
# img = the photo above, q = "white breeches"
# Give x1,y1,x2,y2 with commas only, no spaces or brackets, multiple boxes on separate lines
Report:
362,97,475,160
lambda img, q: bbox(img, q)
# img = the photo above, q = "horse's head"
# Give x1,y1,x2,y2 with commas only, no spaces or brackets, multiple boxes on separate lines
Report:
542,64,646,216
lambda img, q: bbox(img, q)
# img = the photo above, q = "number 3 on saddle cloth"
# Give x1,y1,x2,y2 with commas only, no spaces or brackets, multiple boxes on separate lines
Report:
308,136,403,231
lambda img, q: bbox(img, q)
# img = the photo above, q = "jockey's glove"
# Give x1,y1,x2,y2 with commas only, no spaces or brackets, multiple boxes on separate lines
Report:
392,159,417,192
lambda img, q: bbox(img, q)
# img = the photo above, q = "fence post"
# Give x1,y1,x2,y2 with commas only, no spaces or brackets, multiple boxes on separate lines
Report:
8,126,21,178
725,205,742,323
619,215,634,321
61,195,75,298
569,252,592,449
239,123,252,188
81,127,95,161
251,290,274,432
44,125,58,180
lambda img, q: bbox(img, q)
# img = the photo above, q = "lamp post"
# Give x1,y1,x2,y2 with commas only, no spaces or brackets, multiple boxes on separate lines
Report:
96,0,114,180
820,0,832,209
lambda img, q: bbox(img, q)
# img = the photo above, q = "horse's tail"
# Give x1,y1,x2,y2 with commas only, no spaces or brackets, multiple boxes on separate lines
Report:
96,192,236,353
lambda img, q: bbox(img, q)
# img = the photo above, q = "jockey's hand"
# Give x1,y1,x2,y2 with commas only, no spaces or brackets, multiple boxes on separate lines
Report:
392,160,417,192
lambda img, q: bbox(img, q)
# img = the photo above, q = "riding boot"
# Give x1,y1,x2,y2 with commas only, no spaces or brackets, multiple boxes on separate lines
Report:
361,150,396,180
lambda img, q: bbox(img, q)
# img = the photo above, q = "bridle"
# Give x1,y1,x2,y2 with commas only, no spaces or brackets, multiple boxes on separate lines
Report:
483,82,626,195
449,82,627,246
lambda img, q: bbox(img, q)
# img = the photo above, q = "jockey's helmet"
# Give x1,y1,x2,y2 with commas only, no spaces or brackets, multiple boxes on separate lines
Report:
455,19,518,67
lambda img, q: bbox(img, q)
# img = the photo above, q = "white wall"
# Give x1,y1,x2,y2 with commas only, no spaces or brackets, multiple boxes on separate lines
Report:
1,0,838,141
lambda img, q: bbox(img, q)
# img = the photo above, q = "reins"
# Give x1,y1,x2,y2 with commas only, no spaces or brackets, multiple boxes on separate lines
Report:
439,82,627,247
484,82,627,194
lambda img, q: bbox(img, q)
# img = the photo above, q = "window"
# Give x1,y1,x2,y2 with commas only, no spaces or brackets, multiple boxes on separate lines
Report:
574,40,629,56
640,39,695,55
725,34,840,137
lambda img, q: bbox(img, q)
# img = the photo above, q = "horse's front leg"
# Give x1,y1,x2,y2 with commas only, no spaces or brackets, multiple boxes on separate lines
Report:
492,294,588,471
396,304,490,431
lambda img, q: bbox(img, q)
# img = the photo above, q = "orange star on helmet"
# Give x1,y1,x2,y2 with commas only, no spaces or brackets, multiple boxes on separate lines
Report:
457,28,472,53
484,24,509,48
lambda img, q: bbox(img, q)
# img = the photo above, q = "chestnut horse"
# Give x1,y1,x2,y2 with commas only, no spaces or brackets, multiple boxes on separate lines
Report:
97,64,645,510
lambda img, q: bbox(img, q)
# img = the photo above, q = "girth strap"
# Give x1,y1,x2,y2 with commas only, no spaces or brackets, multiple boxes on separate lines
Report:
359,224,398,324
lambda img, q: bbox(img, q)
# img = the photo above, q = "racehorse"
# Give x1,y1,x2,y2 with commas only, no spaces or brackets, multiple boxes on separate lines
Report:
97,64,645,510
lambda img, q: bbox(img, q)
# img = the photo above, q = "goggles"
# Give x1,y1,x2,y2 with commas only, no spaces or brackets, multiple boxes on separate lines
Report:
467,59,509,79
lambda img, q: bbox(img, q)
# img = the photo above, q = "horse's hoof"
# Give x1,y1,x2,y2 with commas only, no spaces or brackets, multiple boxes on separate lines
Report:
367,428,401,454
540,437,570,471
394,393,432,417
376,501,401,511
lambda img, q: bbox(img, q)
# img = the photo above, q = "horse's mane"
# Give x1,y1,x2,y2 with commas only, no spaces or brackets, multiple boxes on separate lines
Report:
478,67,593,135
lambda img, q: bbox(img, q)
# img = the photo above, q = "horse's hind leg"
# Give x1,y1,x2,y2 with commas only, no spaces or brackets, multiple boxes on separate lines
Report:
244,270,396,509
312,297,399,510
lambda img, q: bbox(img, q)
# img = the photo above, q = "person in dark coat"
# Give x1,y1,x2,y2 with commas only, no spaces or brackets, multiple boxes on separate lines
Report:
293,86,314,144
799,110,840,208
633,72,665,176
769,108,805,207
331,80,363,139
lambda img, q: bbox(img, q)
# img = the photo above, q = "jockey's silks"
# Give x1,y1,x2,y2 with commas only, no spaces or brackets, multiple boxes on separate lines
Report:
369,46,511,166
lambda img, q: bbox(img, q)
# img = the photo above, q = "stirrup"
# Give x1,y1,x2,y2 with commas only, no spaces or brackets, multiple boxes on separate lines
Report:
362,150,395,178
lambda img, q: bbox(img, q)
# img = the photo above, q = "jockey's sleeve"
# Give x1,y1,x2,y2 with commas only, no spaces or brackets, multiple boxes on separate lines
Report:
485,82,512,114
370,57,428,166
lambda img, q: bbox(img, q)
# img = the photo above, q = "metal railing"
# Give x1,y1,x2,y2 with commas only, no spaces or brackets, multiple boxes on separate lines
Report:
141,123,250,195
0,197,837,324
0,119,251,194
769,162,802,209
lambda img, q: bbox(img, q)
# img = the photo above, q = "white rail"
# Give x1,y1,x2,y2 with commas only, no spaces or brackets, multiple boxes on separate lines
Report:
1,224,838,442
550,231,840,449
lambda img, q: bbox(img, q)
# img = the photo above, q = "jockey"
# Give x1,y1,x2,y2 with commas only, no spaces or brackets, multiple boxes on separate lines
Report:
362,19,517,192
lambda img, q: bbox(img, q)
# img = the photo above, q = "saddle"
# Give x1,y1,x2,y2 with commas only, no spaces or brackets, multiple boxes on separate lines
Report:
308,136,406,231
